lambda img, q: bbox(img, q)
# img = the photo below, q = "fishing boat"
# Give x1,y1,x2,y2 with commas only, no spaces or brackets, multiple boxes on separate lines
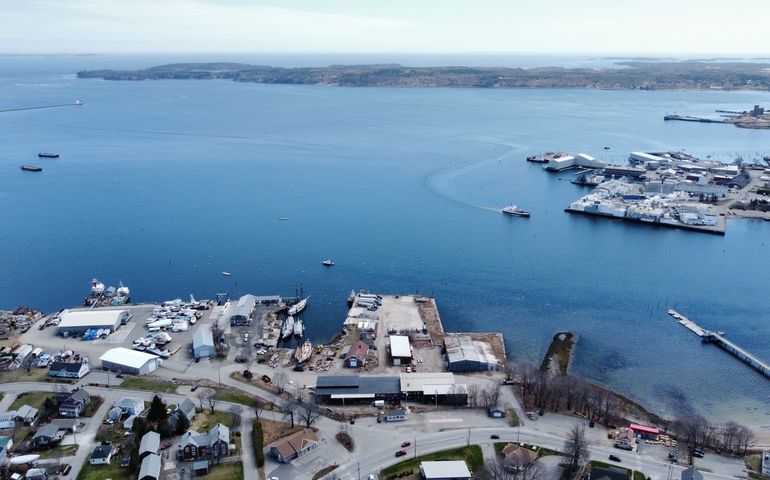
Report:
38,152,59,158
294,318,304,336
294,340,312,363
281,316,295,339
110,282,131,305
84,278,106,306
20,165,42,172
221,272,231,276
288,296,309,316
322,260,335,266
502,204,531,217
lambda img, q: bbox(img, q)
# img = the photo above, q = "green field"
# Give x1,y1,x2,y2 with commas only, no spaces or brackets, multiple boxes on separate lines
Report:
76,462,130,480
119,377,179,393
191,409,236,430
205,461,244,480
214,387,257,407
381,445,483,479
39,444,78,459
10,391,52,410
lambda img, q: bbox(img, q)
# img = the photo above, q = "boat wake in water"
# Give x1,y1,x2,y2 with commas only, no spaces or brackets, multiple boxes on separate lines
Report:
424,143,527,213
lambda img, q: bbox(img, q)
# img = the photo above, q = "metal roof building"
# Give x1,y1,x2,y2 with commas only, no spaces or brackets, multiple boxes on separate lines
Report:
100,348,160,375
229,295,257,326
313,375,400,402
139,453,161,480
420,460,471,480
389,335,411,365
58,309,130,335
193,329,215,359
444,334,501,372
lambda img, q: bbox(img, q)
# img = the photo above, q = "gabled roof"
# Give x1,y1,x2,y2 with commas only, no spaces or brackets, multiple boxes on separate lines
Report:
33,424,60,439
177,398,196,418
17,405,38,419
49,362,87,373
193,329,214,348
347,341,369,362
139,432,160,455
139,453,161,479
181,423,229,449
501,444,538,465
67,389,90,403
90,444,114,460
387,408,406,417
51,418,79,430
273,429,318,458
115,397,145,412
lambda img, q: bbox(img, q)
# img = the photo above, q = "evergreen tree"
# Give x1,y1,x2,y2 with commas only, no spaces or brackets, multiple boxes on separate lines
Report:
174,411,191,436
147,395,168,424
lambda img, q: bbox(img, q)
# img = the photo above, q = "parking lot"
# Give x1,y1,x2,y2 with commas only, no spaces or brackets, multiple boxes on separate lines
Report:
18,303,220,373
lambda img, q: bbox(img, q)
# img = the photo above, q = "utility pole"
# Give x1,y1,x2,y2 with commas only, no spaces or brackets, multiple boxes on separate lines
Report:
414,435,417,459
467,428,470,446
357,460,360,480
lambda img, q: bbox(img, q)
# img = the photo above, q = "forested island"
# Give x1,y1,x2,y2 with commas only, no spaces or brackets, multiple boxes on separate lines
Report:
77,60,770,90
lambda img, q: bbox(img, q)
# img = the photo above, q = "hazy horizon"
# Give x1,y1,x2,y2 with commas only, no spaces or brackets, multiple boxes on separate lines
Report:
2,0,769,55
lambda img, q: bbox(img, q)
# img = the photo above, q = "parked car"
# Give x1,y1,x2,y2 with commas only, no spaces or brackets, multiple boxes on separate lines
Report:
490,434,500,439
261,375,272,383
609,454,621,462
191,384,199,392
401,441,411,447
395,449,407,457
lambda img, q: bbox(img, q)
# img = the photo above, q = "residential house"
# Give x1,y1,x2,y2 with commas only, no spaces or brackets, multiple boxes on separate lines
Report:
89,444,115,465
32,424,65,449
270,429,319,463
0,412,17,430
50,418,80,433
48,361,90,379
115,397,145,416
179,423,230,461
500,444,538,470
139,453,162,480
488,406,506,418
139,431,160,459
344,341,369,368
58,389,91,418
16,405,39,426
170,398,196,430
385,408,407,422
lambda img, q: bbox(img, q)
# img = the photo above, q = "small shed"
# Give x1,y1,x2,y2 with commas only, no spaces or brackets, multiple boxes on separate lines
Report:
193,329,215,359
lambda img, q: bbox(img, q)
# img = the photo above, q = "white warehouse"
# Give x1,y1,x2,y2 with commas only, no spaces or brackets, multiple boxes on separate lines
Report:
100,347,161,375
58,309,131,336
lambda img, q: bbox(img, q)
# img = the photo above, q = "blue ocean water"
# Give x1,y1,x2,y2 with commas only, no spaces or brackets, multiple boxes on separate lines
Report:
1,55,769,427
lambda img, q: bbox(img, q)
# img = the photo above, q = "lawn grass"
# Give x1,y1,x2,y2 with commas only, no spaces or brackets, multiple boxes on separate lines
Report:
633,471,647,480
10,391,53,410
39,444,78,458
509,409,521,426
493,441,560,458
260,418,302,445
205,461,244,480
0,367,63,385
76,461,130,480
313,464,339,480
119,376,179,393
381,445,483,479
214,386,258,407
590,460,631,477
191,409,235,431
82,395,104,417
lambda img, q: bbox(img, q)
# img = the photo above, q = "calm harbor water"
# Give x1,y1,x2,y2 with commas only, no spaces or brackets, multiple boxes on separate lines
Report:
1,55,769,429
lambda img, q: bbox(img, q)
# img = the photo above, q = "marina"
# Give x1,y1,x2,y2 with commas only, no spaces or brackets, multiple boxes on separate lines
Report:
668,309,770,379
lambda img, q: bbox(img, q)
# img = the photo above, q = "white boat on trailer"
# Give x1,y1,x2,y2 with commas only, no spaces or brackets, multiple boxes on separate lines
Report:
281,316,295,339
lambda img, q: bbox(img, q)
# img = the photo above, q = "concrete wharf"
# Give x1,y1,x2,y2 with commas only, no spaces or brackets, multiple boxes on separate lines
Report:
667,309,770,379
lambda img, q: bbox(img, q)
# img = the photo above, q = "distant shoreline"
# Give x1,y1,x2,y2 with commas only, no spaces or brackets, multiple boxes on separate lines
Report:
77,60,770,91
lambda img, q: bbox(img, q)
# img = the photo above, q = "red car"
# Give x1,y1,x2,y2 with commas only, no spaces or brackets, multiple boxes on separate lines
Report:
395,449,407,457
401,441,411,448
160,441,173,450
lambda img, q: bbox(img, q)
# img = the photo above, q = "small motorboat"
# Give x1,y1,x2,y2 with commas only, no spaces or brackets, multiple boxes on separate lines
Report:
221,272,231,276
38,152,59,158
502,204,531,217
322,260,335,267
603,146,611,150
20,165,42,172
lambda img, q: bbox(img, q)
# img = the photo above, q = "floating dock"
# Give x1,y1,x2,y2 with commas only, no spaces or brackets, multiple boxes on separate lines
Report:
667,309,770,379
664,115,726,124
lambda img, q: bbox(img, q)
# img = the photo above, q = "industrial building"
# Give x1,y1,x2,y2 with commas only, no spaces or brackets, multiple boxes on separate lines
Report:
389,335,412,366
313,375,401,403
100,348,161,375
343,341,369,368
420,461,472,480
192,329,215,359
229,294,257,326
400,373,468,405
57,309,131,335
444,334,501,372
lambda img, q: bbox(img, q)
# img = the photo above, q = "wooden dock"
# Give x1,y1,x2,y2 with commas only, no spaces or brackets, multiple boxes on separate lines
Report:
667,309,770,379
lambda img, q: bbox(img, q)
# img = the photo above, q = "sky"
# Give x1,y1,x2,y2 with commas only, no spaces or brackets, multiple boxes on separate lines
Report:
1,0,769,55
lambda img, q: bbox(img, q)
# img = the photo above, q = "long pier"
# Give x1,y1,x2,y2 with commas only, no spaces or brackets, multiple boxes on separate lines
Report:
667,309,770,379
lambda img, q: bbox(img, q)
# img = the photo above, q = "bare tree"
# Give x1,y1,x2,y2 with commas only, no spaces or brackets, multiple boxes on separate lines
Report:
466,384,480,408
252,397,265,420
297,397,322,428
477,460,515,480
229,405,242,430
564,423,590,473
280,397,298,428
274,372,288,394
200,388,219,413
